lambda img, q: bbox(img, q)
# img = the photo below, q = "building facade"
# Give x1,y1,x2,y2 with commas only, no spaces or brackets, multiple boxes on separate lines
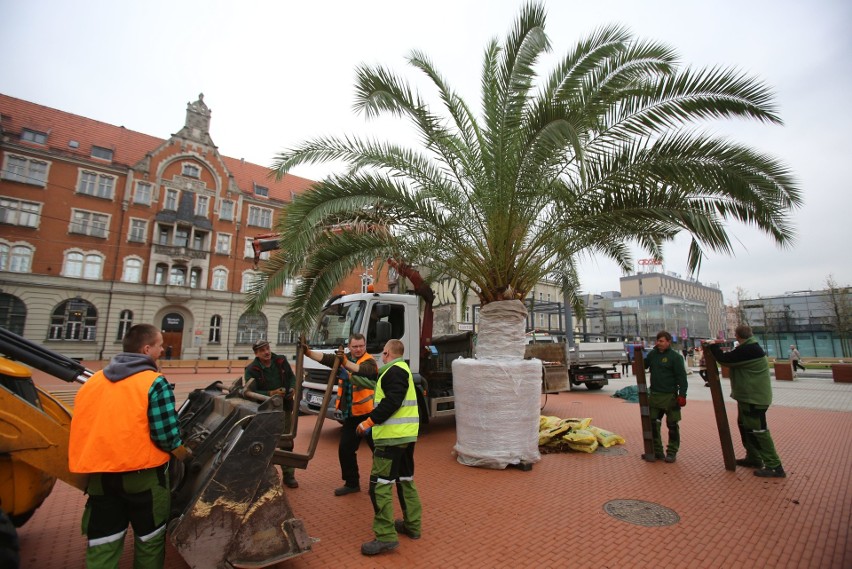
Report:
739,289,851,358
0,93,380,361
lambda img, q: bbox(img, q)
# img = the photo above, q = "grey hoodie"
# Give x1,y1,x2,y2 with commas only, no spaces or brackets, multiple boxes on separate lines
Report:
103,352,160,382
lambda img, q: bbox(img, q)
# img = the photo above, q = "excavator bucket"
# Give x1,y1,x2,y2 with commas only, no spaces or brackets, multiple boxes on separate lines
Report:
168,382,316,568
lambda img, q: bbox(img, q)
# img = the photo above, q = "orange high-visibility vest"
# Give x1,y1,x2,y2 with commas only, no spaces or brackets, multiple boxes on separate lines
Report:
69,369,171,473
336,352,375,416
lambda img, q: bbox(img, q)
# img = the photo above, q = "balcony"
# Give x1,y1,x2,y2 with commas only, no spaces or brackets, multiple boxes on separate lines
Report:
154,244,208,262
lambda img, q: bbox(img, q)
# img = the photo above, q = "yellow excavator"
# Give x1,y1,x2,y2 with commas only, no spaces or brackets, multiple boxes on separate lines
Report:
0,327,339,568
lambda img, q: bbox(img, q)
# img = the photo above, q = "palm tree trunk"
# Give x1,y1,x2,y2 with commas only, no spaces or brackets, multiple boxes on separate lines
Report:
453,300,542,468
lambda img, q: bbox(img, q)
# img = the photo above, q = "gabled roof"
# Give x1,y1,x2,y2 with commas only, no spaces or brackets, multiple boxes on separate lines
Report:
0,93,315,202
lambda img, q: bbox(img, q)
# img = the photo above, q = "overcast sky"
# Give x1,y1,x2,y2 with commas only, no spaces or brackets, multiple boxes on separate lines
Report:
3,0,850,302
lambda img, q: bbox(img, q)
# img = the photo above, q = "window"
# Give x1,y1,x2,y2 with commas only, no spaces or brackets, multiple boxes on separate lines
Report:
241,270,261,293
2,154,48,186
0,293,27,335
91,146,113,161
158,225,172,245
237,312,267,344
247,205,273,228
0,198,41,227
0,243,33,273
121,257,143,282
77,170,115,199
283,277,300,297
195,195,209,217
63,251,103,279
49,298,97,341
254,184,269,197
116,309,133,340
21,129,47,145
164,189,179,210
219,200,234,221
175,228,189,247
154,263,168,285
212,268,228,291
134,182,153,205
244,237,269,260
169,266,187,286
278,315,297,344
189,267,202,289
128,219,147,242
215,233,231,255
182,163,200,178
192,231,207,251
209,315,222,343
70,210,109,238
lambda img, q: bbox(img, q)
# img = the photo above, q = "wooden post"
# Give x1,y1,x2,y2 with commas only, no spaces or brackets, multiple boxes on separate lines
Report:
703,346,736,471
633,350,656,460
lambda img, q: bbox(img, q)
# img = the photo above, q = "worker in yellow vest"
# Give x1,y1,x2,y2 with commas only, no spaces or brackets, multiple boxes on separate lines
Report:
303,333,378,496
343,339,422,556
69,324,190,569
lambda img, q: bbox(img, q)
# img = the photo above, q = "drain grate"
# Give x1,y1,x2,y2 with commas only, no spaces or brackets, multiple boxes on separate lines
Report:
603,499,680,527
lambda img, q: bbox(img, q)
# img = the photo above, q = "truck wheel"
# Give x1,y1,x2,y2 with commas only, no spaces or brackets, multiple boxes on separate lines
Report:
586,383,605,391
0,508,20,569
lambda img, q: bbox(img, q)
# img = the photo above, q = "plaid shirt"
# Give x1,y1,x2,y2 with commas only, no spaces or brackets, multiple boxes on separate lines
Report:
147,375,182,451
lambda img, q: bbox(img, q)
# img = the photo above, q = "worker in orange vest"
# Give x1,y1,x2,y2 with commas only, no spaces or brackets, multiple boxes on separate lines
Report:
69,323,190,569
303,333,377,496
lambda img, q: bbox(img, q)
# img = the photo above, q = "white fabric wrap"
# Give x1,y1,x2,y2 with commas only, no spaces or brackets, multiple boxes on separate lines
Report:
453,299,542,469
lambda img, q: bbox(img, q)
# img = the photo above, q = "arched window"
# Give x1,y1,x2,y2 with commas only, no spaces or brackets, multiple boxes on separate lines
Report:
278,315,297,344
116,309,133,340
63,251,103,279
49,298,97,341
0,243,33,273
237,312,267,345
209,315,222,343
154,263,168,285
0,293,27,335
241,270,260,293
212,268,228,291
169,266,187,286
121,257,143,283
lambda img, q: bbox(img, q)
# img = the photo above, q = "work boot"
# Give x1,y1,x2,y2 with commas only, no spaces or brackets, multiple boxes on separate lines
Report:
754,465,786,478
334,484,360,496
642,453,665,462
664,453,677,463
360,540,399,556
735,457,763,468
283,472,299,488
394,519,421,540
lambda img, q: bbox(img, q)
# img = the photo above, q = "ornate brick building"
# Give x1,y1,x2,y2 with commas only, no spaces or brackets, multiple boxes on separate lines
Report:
0,93,377,360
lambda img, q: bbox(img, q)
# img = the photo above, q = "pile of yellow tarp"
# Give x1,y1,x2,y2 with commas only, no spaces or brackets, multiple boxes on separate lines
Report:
538,415,625,454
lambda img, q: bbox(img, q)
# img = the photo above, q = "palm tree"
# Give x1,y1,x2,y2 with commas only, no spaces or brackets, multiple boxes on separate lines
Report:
247,2,799,464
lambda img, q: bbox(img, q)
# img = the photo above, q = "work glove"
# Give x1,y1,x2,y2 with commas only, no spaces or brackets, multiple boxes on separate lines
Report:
356,417,375,436
171,444,192,461
676,395,687,408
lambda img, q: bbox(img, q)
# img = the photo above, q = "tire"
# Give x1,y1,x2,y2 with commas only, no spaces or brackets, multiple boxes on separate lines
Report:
586,383,605,391
0,508,20,569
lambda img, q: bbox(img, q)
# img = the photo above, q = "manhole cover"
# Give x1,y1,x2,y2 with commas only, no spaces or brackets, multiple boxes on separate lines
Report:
596,446,628,456
603,499,680,527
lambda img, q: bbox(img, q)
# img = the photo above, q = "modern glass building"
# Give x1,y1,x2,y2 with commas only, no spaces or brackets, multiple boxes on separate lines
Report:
740,289,851,358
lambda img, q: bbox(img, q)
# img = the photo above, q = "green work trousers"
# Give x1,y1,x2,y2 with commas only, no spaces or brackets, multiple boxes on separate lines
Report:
81,464,170,569
737,402,782,468
649,392,682,457
369,443,422,542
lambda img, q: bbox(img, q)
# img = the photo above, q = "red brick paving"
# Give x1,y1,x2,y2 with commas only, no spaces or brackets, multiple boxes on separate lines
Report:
16,370,852,568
